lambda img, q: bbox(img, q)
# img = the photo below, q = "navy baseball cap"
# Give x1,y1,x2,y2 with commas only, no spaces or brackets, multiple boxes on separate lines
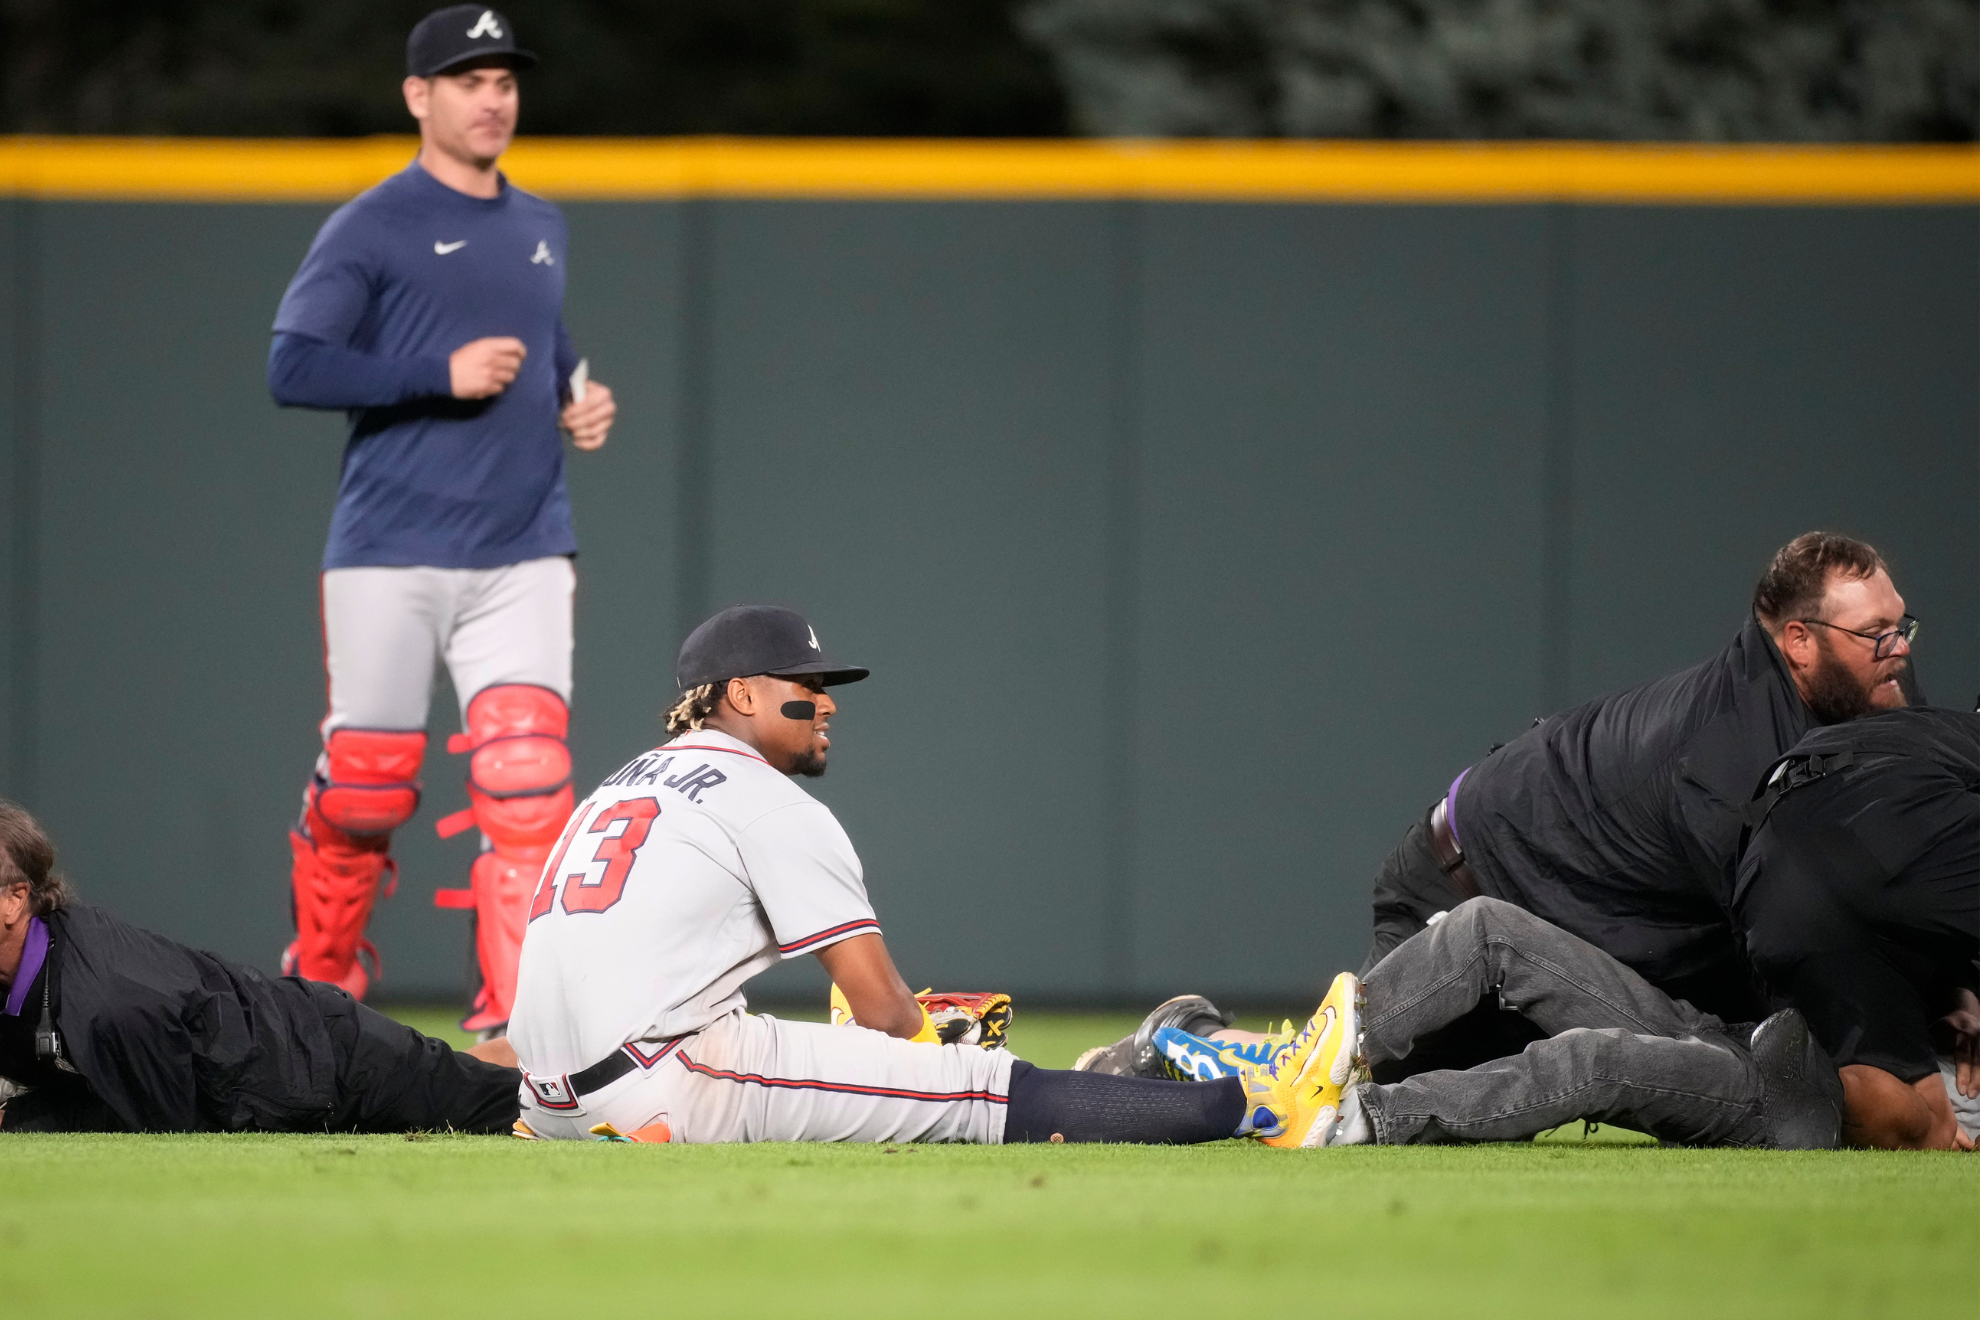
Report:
407,6,537,76
676,606,870,691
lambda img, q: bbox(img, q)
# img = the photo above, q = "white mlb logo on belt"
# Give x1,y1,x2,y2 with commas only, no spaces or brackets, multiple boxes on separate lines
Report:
526,1073,582,1113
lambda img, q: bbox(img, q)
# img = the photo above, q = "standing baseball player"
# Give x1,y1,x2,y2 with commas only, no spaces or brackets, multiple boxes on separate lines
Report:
268,5,616,1037
507,605,1350,1147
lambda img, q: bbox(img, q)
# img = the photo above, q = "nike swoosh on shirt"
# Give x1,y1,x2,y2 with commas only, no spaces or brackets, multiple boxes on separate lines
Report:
433,240,467,254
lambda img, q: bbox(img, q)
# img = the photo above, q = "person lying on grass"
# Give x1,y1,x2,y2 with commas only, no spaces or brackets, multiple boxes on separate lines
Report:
0,799,519,1134
1734,707,1980,1151
1088,897,1850,1149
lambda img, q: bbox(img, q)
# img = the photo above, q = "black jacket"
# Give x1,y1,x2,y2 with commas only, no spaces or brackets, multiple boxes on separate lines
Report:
4,904,344,1132
1734,708,1980,1081
1455,617,1815,1014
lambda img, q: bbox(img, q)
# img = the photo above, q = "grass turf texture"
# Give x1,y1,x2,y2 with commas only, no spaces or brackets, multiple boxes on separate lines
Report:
3,1011,1972,1318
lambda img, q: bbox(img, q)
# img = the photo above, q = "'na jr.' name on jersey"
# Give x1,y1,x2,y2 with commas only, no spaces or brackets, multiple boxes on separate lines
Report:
600,752,728,803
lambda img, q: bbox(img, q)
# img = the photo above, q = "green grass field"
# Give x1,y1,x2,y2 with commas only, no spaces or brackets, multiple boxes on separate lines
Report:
2,1008,1972,1318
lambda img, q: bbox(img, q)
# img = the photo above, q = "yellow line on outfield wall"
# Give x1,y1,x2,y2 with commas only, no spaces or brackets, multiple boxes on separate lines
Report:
1,136,1975,203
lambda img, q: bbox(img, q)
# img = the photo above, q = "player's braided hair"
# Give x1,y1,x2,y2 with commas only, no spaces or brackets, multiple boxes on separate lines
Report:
0,799,74,917
664,682,725,736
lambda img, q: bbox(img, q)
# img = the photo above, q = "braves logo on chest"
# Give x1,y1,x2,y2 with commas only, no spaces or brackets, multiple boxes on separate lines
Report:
425,237,558,262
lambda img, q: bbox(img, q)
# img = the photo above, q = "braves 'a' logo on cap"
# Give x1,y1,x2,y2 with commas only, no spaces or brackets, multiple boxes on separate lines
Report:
807,626,821,651
466,9,503,38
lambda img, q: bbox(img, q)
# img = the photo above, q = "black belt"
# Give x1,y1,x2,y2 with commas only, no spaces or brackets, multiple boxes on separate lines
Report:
1426,797,1482,901
568,1048,637,1098
526,1038,683,1112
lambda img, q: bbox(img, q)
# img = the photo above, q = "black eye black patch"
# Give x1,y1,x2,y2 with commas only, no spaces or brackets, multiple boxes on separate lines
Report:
780,701,817,721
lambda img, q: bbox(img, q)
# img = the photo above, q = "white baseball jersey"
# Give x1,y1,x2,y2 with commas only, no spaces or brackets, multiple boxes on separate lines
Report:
508,729,880,1076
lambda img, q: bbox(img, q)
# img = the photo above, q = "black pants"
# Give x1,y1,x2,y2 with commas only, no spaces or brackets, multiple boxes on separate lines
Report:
312,985,519,1134
1360,807,1544,1082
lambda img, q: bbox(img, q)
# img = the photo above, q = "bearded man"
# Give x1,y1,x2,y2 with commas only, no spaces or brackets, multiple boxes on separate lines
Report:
1371,530,1917,1020
1086,532,1920,1081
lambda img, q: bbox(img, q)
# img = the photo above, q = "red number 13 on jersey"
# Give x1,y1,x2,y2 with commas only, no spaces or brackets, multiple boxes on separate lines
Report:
553,797,661,916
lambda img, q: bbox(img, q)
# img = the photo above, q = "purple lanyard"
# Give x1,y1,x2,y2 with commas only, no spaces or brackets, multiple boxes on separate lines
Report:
1445,768,1470,850
4,916,48,1018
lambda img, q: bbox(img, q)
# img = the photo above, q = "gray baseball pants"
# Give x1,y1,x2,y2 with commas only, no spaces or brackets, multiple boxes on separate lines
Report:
518,1008,1016,1145
319,555,574,738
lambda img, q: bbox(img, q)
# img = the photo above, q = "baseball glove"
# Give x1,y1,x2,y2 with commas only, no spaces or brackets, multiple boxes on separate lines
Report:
917,991,1014,1050
828,984,1014,1050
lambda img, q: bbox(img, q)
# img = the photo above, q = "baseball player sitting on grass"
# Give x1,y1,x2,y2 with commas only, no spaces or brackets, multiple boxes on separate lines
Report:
508,605,1356,1147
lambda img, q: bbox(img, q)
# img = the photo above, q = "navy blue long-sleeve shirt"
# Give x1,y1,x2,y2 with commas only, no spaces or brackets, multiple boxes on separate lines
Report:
271,161,579,570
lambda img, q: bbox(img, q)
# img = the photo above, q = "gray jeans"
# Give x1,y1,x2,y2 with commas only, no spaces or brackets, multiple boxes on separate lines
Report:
1359,898,1769,1147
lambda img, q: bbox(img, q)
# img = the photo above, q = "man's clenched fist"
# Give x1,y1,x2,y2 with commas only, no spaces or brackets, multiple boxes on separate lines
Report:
450,336,527,398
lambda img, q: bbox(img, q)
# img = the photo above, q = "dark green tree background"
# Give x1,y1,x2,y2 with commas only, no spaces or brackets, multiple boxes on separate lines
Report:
0,0,1069,135
1022,0,1979,139
1,0,1972,138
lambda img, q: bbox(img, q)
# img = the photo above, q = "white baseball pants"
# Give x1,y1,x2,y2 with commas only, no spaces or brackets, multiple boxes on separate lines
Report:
319,555,575,737
519,1008,1017,1145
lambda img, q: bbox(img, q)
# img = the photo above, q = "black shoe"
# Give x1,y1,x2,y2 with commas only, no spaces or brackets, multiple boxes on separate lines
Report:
1072,995,1234,1077
1748,1008,1844,1150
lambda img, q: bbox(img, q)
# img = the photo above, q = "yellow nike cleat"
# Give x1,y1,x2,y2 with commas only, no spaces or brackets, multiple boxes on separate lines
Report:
1245,972,1363,1148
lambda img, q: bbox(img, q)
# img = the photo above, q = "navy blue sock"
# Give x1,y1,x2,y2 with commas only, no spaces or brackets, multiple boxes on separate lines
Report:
1003,1061,1245,1144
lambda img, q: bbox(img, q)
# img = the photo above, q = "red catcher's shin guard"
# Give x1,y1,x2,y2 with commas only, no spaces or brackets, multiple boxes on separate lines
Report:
458,850,537,1034
285,728,425,999
434,684,574,1033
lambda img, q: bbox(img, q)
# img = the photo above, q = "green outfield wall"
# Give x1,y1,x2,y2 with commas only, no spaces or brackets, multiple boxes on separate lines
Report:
1,178,1974,1003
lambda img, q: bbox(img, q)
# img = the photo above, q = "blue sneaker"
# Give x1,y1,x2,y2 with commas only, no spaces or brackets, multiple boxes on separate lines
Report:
1152,1026,1293,1081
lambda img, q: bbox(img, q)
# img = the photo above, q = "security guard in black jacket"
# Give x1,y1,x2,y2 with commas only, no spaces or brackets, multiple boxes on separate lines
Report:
1735,706,1978,1151
0,801,517,1134
1365,531,1919,1025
